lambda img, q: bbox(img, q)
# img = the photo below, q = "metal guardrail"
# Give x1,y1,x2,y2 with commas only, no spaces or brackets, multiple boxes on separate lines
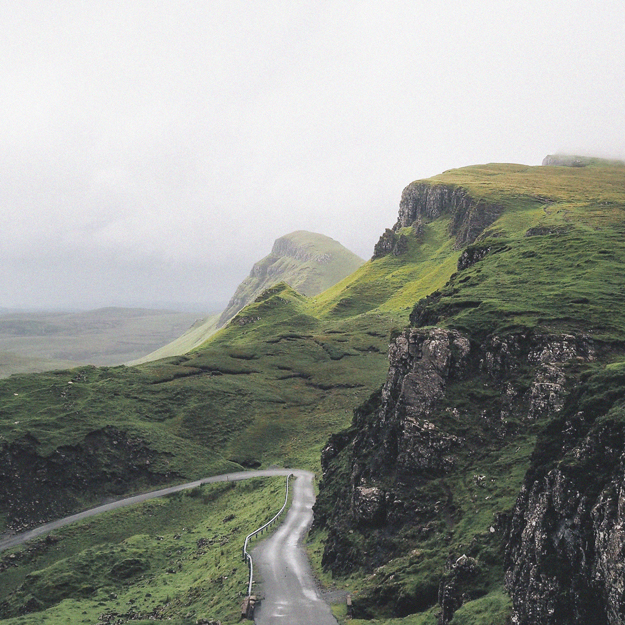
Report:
242,473,293,597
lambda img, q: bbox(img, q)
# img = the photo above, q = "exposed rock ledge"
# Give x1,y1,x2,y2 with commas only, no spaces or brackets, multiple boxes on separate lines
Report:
315,326,597,622
394,183,503,249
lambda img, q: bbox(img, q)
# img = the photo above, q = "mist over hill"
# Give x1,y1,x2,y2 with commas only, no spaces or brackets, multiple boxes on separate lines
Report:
217,230,364,326
1,157,625,624
130,230,364,365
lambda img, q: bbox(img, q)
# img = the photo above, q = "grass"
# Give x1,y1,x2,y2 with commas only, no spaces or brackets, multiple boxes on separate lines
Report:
128,313,221,365
0,476,289,624
2,159,625,623
218,230,364,325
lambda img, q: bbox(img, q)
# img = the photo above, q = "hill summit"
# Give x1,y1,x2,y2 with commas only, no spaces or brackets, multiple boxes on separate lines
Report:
217,230,363,326
3,158,625,624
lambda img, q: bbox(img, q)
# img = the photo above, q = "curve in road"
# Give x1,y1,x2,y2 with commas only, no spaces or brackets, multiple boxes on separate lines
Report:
0,468,338,625
252,470,337,625
0,469,301,553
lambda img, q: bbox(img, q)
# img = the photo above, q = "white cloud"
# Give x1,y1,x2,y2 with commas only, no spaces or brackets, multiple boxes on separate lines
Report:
1,0,624,309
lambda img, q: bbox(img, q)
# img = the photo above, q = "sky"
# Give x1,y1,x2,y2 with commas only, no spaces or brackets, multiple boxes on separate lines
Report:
1,0,624,311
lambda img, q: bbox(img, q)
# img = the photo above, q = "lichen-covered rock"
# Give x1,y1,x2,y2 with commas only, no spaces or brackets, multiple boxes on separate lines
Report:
382,327,471,422
506,392,625,624
438,555,482,624
353,486,386,527
315,327,599,621
396,416,461,475
479,333,594,422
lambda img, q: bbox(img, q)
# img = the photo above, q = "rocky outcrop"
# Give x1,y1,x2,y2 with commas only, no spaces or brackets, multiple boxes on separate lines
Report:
394,183,503,249
438,555,484,624
0,427,174,532
457,243,499,271
372,230,409,259
542,155,588,167
315,327,597,621
505,366,625,625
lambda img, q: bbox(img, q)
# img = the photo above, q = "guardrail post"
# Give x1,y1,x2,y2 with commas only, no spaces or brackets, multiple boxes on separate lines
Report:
241,474,292,619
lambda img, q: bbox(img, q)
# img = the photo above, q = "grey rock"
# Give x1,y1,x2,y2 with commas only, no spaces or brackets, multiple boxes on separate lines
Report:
395,183,503,249
506,417,625,624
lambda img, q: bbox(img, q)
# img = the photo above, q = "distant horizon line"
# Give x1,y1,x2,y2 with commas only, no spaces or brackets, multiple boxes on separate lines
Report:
0,301,228,315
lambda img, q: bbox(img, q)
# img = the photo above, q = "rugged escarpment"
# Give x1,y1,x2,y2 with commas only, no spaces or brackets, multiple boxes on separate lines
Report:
314,326,597,621
505,364,625,625
218,231,363,326
315,159,625,623
372,181,503,260
0,426,175,532
395,182,502,249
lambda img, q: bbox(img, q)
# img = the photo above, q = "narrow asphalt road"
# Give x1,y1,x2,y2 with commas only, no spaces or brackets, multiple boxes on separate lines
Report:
252,471,338,625
0,468,296,553
0,468,338,625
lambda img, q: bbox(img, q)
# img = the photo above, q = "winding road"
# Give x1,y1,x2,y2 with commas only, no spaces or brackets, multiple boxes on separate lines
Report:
252,470,337,625
0,468,338,625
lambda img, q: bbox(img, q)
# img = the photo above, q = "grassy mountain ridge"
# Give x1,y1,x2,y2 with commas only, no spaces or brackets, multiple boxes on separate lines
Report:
217,230,364,326
2,158,625,623
131,231,365,365
313,159,625,624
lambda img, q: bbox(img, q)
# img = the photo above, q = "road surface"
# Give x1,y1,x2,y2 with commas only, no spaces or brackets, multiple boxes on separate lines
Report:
0,468,338,625
0,468,297,553
252,470,338,625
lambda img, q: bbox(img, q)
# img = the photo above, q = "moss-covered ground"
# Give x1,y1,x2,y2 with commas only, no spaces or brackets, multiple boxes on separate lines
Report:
1,159,625,622
0,477,287,624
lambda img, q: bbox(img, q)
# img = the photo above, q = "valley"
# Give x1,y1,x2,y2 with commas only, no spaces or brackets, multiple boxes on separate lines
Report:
1,156,625,624
0,309,207,378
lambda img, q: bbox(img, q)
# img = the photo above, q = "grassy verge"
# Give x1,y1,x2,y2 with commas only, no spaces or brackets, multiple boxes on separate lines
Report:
0,477,290,624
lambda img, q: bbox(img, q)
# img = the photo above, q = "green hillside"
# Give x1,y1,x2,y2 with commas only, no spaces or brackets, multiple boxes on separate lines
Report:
314,159,625,625
217,230,364,326
128,314,220,365
1,158,625,624
131,231,365,365
411,161,625,339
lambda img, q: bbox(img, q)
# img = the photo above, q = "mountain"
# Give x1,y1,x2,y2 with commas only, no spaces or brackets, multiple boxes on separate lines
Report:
217,230,364,326
1,157,625,624
130,231,364,365
314,157,625,624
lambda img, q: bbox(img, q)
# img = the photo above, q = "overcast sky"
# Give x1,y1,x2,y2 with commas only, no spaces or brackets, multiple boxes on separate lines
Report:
1,1,624,311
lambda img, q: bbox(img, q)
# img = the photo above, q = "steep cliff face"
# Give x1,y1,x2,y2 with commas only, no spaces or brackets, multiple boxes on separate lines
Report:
312,161,625,622
393,182,503,249
505,365,625,625
315,323,597,621
218,231,363,326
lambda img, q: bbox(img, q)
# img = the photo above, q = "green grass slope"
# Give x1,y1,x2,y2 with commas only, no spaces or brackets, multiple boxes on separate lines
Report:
0,477,287,624
217,230,364,326
411,161,625,339
132,231,365,365
312,158,625,624
2,158,624,623
128,314,220,365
